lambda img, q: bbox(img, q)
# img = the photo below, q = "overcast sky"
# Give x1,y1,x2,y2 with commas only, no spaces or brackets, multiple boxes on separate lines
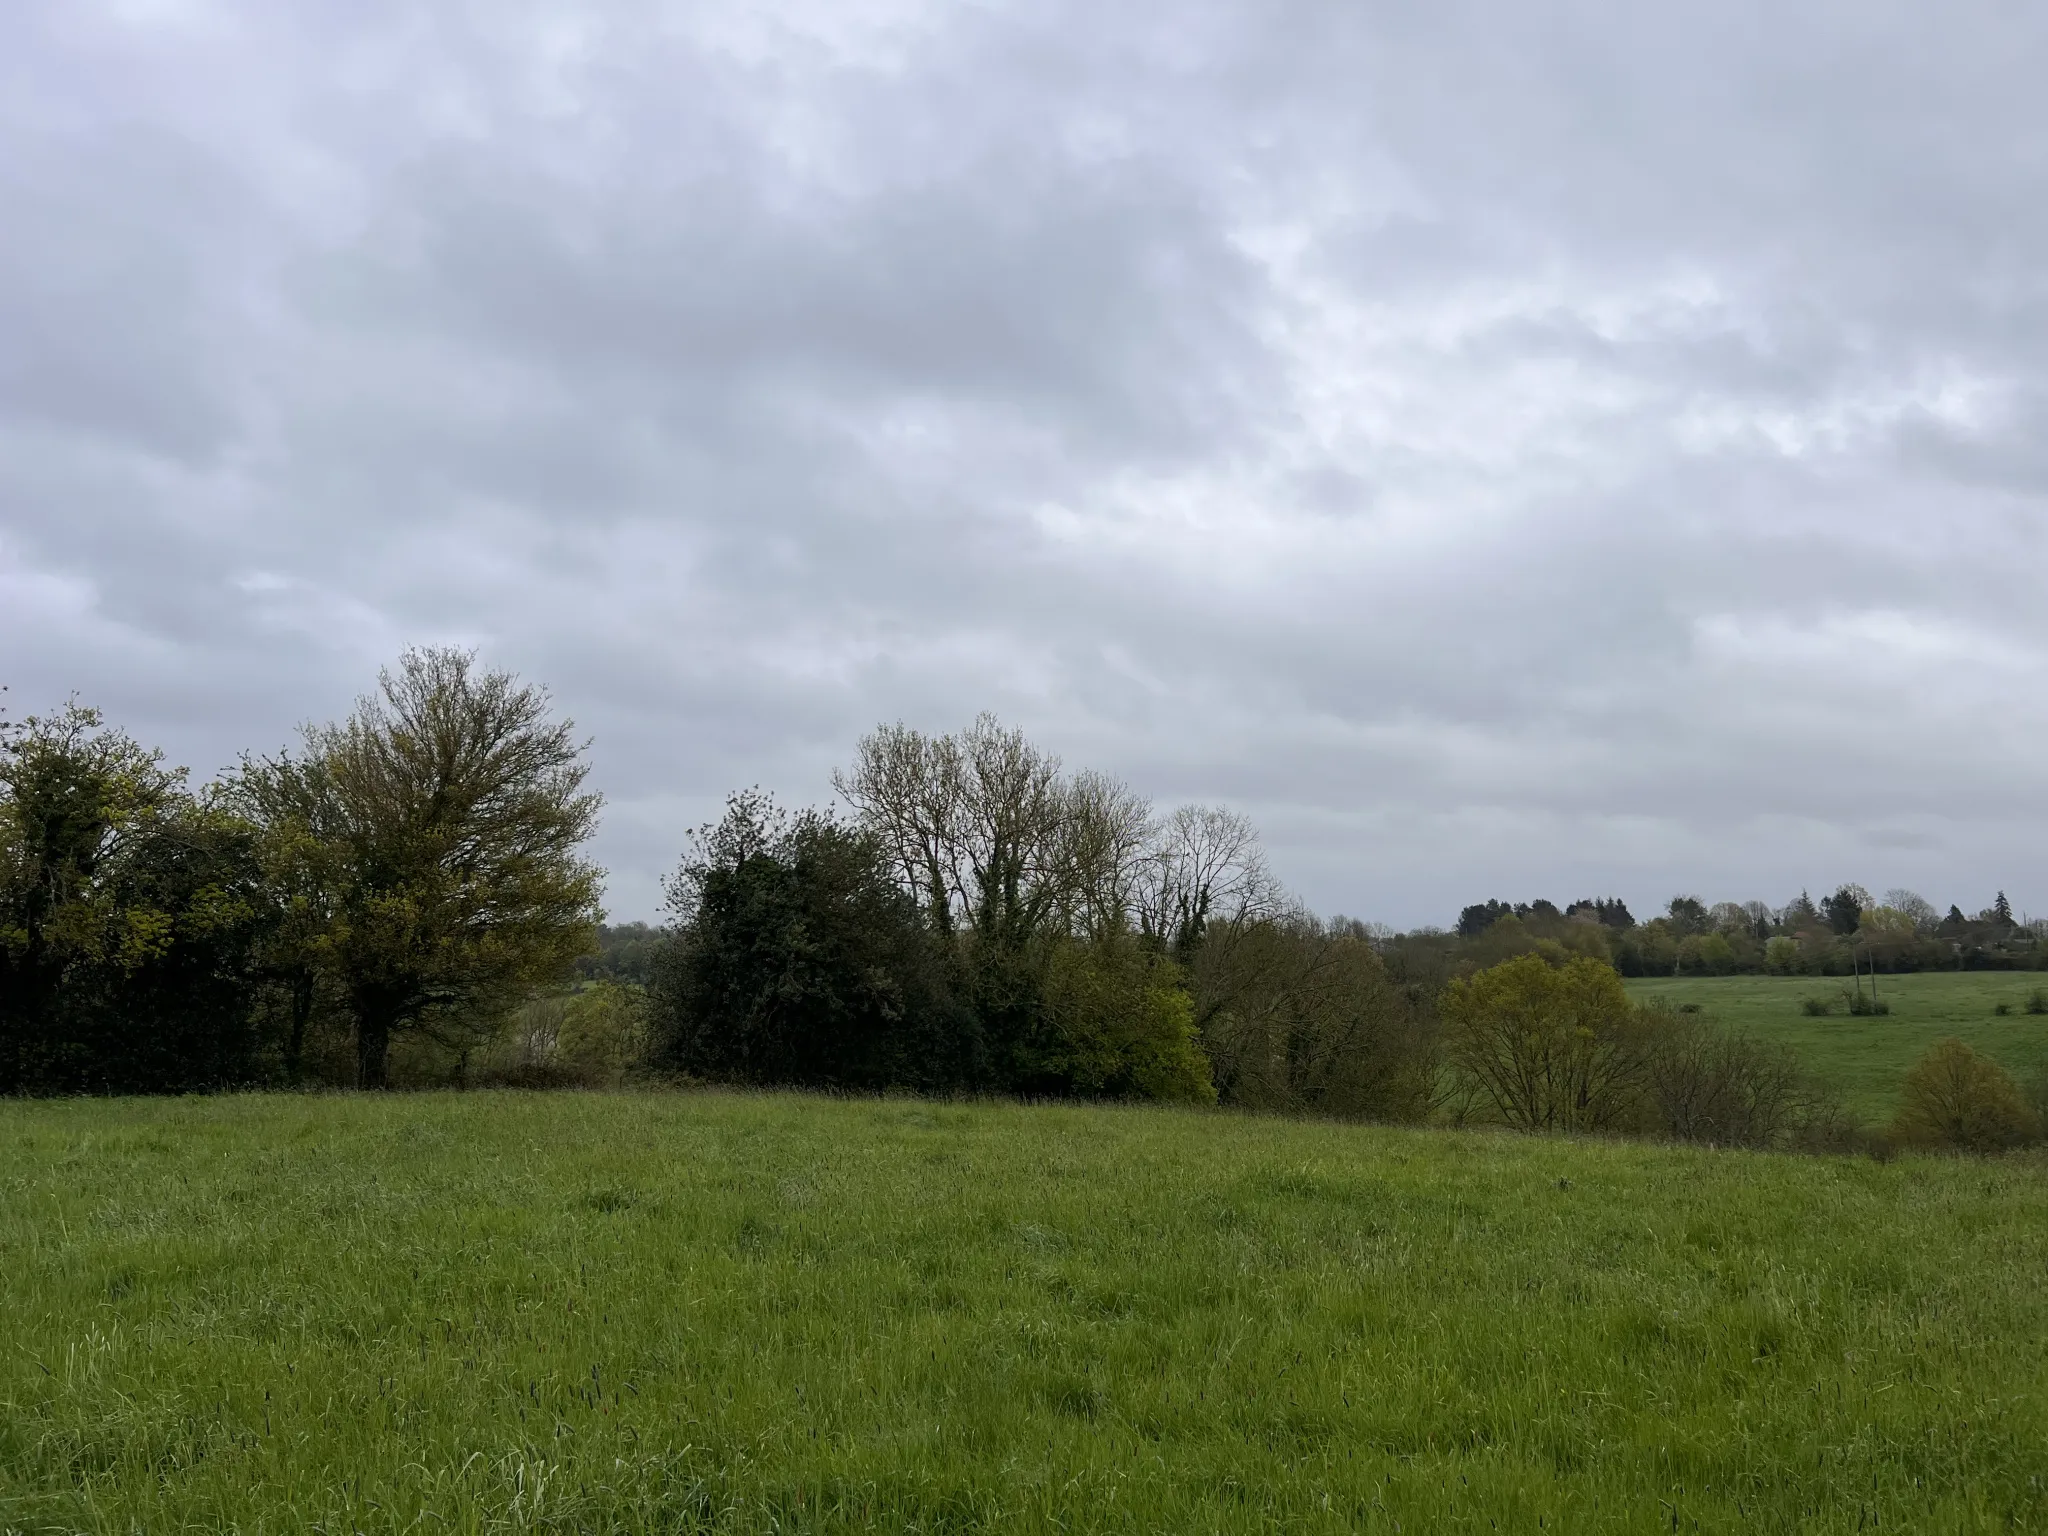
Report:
5,1,2046,927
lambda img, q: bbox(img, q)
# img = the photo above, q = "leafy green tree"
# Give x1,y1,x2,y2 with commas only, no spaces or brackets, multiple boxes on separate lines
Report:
1678,932,1737,975
1665,896,1709,936
574,923,665,985
234,649,602,1087
1439,955,1657,1132
1,704,267,1092
1857,906,1918,969
1883,890,1939,931
1036,934,1214,1103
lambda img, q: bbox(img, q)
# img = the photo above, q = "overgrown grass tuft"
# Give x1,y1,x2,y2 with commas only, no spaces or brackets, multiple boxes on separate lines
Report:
3,1090,2046,1532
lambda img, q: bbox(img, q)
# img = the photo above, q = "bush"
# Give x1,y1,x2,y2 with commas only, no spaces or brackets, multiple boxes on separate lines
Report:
1440,956,1654,1133
1038,937,1215,1104
1800,995,1836,1017
1889,1038,2041,1153
1191,916,1434,1122
2025,989,2048,1016
1845,992,1890,1017
1646,1013,1816,1149
1994,1002,2013,1017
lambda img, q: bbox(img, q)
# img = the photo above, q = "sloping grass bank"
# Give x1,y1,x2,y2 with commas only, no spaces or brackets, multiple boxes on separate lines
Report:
3,1091,2044,1533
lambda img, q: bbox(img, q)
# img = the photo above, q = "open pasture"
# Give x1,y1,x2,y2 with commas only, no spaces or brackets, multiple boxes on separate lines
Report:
4,1091,2046,1533
1626,971,2048,1119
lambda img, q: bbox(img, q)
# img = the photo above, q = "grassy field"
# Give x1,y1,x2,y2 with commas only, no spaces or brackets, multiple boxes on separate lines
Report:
4,1093,2046,1533
1626,971,2048,1120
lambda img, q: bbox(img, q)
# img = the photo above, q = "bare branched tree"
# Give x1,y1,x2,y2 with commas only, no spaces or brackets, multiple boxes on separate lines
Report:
1137,804,1283,955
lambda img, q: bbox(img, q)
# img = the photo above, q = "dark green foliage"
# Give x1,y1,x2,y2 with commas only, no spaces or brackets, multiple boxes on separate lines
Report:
1821,885,1865,935
1665,895,1709,935
0,705,268,1093
1567,897,1635,929
650,791,973,1091
1456,899,1512,937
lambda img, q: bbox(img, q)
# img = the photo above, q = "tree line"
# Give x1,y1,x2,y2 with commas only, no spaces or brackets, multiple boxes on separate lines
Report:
1434,887,2044,979
4,653,2042,1155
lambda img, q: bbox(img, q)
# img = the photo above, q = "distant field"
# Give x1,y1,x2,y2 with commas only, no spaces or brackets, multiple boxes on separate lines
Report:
5,1092,2047,1533
1626,971,2048,1120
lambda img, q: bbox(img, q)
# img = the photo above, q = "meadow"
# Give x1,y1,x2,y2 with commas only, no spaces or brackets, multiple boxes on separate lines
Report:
1625,971,2048,1120
4,1092,2046,1533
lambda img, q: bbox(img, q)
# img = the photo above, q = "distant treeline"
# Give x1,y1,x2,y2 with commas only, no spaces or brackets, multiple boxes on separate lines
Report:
1424,889,2045,979
4,658,2042,1154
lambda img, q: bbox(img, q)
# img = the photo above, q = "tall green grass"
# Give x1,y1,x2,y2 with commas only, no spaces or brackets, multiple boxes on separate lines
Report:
4,1091,2045,1532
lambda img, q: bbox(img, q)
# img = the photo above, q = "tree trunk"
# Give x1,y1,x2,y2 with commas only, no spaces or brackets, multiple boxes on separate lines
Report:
355,1008,394,1089
286,968,315,1085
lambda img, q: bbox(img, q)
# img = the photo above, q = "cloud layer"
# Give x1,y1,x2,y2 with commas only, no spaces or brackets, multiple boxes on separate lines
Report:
6,0,2047,925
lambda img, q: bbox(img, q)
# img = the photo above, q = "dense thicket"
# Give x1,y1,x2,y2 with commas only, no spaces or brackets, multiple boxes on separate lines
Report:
2,652,601,1092
641,721,1320,1104
0,706,268,1092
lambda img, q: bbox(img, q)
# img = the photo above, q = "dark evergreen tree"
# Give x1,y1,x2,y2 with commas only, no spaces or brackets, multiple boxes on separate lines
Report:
1456,899,1512,937
650,791,973,1090
1820,885,1865,936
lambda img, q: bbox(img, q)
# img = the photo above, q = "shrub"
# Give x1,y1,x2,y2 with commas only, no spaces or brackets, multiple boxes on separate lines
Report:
1646,1013,1815,1149
1800,995,1836,1017
1037,936,1216,1105
1993,1002,2013,1017
1191,917,1433,1122
1889,1038,2041,1154
1845,992,1890,1017
2025,989,2048,1016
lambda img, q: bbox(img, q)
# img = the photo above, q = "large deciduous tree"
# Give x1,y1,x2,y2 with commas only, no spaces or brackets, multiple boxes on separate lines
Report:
234,649,602,1087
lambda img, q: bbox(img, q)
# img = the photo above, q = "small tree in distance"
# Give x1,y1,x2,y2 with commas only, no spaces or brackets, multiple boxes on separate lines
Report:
1890,1038,2039,1153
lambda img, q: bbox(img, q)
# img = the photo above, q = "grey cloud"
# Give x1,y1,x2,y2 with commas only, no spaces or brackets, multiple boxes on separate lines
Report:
3,0,2046,927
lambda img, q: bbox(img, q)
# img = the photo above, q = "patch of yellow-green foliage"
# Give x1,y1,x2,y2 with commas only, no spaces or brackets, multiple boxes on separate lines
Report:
3,1091,2046,1533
